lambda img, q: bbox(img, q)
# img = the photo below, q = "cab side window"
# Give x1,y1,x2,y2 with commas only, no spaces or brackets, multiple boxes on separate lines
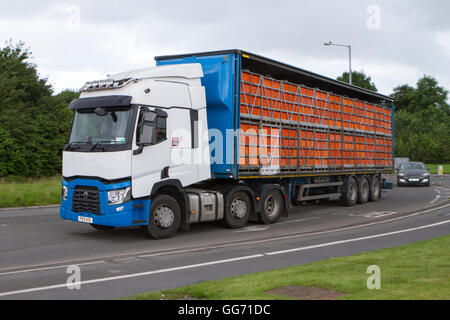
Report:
155,117,166,144
136,108,167,146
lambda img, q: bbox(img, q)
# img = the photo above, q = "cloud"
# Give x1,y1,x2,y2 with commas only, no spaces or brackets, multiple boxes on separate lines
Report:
0,0,449,96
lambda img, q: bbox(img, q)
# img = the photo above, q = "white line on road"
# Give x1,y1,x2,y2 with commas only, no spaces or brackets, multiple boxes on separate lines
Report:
0,261,105,277
232,226,270,233
277,217,321,225
266,220,450,256
429,195,441,205
0,220,449,298
1,203,449,279
0,255,264,298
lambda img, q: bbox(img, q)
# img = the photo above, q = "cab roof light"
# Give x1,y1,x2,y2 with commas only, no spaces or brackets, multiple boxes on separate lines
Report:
80,78,134,92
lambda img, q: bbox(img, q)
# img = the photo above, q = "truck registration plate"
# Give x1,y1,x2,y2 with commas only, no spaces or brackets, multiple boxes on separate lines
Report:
78,216,93,224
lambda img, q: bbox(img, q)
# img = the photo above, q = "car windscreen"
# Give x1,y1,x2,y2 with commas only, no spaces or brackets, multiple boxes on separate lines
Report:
404,163,425,170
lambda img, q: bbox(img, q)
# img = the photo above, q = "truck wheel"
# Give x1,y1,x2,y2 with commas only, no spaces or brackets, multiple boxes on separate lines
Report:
369,175,381,202
142,195,181,239
259,190,283,224
357,176,370,204
341,176,358,207
224,192,251,229
90,224,116,231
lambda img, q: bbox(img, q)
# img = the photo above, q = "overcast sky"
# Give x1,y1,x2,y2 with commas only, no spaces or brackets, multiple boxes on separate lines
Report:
1,0,449,96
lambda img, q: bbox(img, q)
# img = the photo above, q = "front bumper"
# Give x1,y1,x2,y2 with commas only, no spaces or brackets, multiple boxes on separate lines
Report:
60,178,151,227
398,177,430,186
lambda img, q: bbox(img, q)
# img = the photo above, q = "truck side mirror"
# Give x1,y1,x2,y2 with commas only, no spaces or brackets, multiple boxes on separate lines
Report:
134,111,157,155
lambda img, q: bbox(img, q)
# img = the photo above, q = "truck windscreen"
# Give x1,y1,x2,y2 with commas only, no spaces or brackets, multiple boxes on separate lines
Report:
68,106,135,151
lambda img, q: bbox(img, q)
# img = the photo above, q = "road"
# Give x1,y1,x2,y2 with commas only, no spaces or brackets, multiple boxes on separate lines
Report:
0,175,449,300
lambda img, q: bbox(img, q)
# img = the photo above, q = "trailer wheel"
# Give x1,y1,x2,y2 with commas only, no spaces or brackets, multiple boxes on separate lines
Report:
224,191,251,229
341,176,358,207
357,176,370,204
259,189,283,224
369,175,381,202
142,194,181,239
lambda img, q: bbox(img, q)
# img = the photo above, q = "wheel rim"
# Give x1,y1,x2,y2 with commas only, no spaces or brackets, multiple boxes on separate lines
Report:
264,195,279,218
362,180,369,200
373,178,380,198
154,205,174,229
349,181,357,202
231,199,247,219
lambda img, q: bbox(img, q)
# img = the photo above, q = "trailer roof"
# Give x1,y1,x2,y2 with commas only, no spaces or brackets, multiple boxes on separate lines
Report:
155,49,394,104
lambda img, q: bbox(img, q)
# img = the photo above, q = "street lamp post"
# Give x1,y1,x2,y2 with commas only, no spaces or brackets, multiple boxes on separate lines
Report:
324,41,352,85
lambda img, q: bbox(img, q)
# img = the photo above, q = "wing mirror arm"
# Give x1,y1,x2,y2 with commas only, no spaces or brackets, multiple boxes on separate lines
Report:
133,144,144,156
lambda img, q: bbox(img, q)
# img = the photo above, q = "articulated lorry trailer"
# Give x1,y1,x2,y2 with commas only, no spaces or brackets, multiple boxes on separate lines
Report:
60,50,394,239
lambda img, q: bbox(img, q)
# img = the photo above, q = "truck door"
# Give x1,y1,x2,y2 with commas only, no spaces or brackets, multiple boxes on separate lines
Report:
132,107,170,199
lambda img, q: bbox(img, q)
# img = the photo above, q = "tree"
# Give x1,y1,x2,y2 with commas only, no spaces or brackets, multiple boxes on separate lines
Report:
337,71,378,92
0,41,79,178
391,75,450,163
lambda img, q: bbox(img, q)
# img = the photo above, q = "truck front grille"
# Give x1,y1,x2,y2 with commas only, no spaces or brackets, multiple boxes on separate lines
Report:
72,187,101,215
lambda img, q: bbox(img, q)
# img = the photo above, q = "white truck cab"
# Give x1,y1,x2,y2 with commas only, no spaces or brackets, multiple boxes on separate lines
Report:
61,63,214,238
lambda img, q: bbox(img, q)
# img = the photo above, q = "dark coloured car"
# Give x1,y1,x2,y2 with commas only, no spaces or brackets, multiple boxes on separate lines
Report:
397,162,431,187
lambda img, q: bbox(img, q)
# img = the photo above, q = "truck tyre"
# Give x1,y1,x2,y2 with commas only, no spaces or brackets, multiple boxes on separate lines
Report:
341,176,358,207
224,191,251,229
90,224,116,231
369,175,381,202
142,194,181,239
357,176,370,204
259,189,283,225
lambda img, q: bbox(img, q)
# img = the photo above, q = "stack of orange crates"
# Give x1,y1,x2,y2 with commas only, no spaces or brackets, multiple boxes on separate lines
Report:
239,71,393,173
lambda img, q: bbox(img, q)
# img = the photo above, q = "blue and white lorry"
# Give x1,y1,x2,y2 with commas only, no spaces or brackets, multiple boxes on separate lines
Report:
60,50,394,239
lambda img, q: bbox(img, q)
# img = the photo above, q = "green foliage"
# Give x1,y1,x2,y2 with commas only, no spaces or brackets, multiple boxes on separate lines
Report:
337,71,378,92
127,235,450,300
0,41,79,178
392,76,450,163
0,176,61,208
0,41,449,178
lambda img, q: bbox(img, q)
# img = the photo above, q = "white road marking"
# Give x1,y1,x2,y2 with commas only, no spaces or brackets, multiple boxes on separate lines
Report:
277,217,321,225
266,220,450,256
0,220,449,298
0,261,105,277
0,255,264,298
429,195,441,205
1,203,449,279
348,211,398,219
0,224,7,227
232,226,269,233
113,257,139,263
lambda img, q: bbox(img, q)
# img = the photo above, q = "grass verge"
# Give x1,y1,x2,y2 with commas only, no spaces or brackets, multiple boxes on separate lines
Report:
127,235,450,300
0,176,61,208
426,164,450,175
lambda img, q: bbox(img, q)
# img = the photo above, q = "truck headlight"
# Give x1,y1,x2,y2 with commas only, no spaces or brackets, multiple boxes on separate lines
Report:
61,186,68,201
108,187,131,205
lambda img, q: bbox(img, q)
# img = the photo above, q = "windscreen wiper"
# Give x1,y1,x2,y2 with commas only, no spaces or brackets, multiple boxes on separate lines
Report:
65,141,87,151
90,140,114,151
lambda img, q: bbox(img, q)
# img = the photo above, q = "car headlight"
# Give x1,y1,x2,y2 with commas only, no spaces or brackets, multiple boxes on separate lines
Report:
108,187,131,205
61,186,68,201
398,173,405,177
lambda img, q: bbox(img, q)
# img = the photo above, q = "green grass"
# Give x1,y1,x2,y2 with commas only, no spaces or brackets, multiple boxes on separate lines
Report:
426,164,450,175
127,235,450,300
0,176,61,208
